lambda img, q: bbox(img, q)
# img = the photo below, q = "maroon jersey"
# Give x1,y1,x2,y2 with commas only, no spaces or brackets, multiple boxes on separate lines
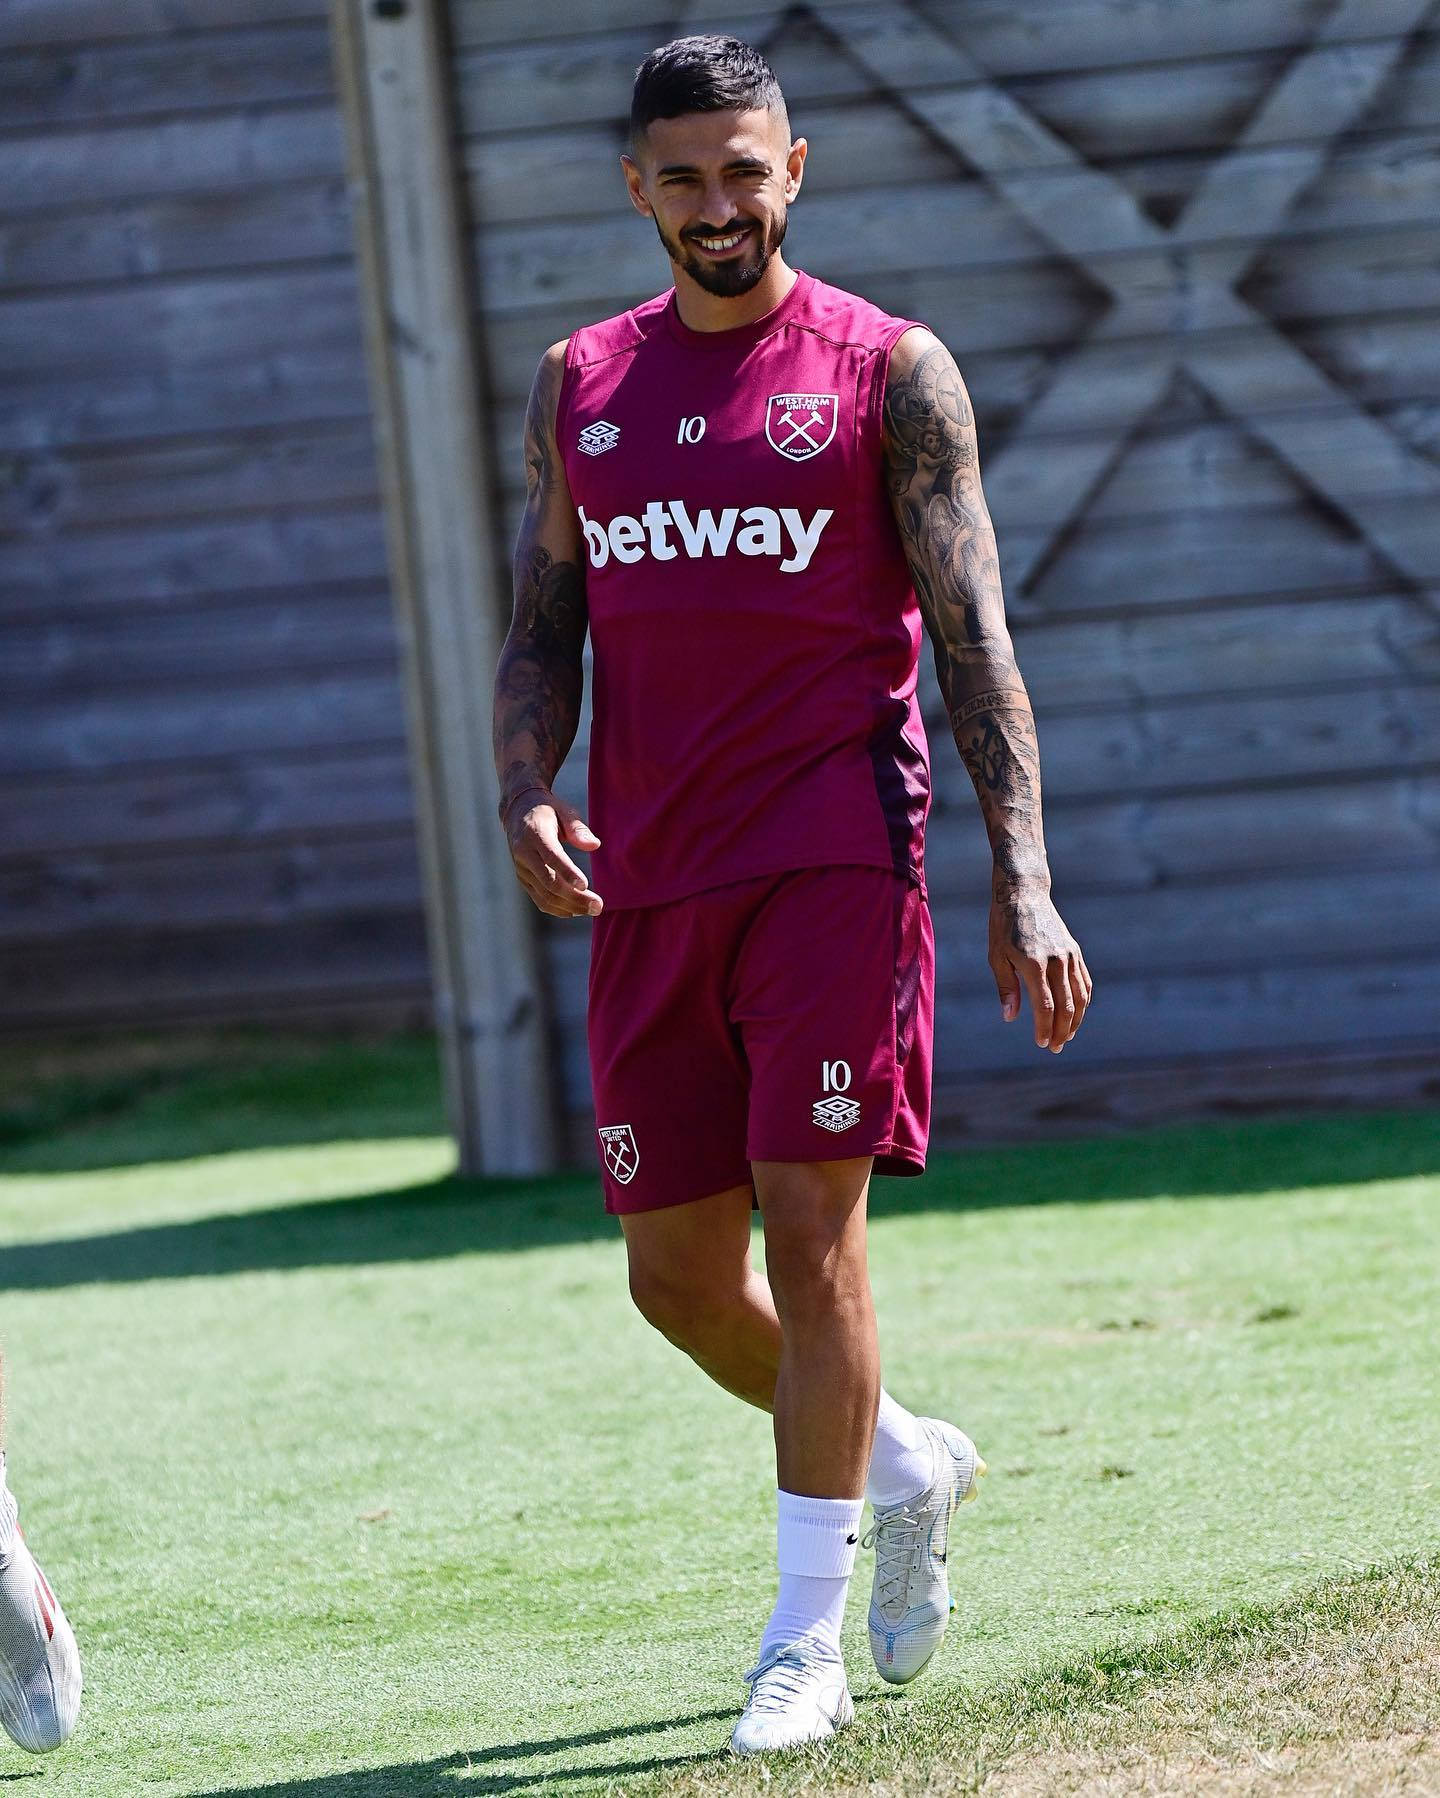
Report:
556,268,930,910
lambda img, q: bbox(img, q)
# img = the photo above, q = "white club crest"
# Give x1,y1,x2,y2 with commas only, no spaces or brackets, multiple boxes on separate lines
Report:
765,393,838,461
578,419,621,457
598,1123,639,1184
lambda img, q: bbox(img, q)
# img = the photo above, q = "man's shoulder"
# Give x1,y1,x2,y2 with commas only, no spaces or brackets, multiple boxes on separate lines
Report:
797,273,927,356
566,290,671,371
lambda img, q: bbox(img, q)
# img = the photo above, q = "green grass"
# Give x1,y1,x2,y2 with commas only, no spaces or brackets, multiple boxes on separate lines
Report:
0,1038,1436,1796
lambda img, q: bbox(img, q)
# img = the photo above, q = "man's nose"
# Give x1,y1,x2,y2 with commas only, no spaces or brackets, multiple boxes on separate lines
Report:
697,186,740,225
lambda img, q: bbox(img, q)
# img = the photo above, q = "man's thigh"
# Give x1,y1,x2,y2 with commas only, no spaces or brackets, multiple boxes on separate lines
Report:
587,893,752,1214
735,867,930,1170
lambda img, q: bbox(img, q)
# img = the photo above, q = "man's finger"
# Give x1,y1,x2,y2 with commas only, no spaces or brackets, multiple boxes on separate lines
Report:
1046,958,1076,1051
1020,959,1054,1048
1068,953,1090,1036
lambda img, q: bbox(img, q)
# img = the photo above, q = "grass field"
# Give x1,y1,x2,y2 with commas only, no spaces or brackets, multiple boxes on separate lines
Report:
0,1035,1436,1796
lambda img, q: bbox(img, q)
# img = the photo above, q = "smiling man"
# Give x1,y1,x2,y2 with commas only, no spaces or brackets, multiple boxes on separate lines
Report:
492,35,1091,1753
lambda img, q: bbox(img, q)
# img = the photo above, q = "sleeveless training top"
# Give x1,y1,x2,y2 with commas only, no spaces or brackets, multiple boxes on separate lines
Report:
556,267,930,911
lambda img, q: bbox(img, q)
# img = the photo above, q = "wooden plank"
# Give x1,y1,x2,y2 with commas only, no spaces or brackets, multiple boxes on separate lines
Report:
0,25,337,130
453,18,1440,136
0,0,325,50
0,179,355,292
0,264,366,378
1,107,344,216
330,0,558,1174
0,747,417,859
929,952,1440,1072
0,587,399,696
0,670,408,775
927,1044,1440,1146
921,775,1440,896
0,508,386,614
1009,594,1438,707
0,912,430,1030
0,830,422,940
0,347,371,457
452,0,1416,74
0,420,380,539
928,680,1440,810
1017,501,1394,615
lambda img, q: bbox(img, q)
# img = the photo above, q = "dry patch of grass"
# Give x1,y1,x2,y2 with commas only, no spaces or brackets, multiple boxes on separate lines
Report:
984,1603,1440,1796
647,1554,1440,1798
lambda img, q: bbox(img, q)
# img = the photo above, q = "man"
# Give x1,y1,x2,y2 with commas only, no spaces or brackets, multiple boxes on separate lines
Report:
0,1360,82,1754
493,35,1091,1753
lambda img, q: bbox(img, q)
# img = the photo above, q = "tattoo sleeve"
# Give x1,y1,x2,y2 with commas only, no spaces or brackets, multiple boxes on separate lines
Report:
882,332,1051,896
492,342,589,824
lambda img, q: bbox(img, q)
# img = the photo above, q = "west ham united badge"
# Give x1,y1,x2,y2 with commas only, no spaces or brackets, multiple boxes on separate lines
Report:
765,392,838,461
598,1123,639,1185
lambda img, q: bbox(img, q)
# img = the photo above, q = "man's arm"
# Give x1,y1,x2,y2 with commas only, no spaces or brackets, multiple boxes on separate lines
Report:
882,326,1091,1051
492,340,603,918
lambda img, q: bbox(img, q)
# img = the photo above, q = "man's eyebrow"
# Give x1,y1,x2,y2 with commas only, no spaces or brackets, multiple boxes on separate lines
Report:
656,157,773,177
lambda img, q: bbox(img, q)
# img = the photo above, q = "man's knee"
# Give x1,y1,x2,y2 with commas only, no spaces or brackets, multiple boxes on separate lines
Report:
627,1255,741,1350
758,1162,871,1323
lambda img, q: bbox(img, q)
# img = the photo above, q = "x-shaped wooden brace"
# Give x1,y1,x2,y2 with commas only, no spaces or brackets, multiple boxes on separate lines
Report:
681,0,1440,606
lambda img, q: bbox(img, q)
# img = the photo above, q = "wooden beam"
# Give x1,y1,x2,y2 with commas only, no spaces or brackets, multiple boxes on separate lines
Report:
328,0,558,1174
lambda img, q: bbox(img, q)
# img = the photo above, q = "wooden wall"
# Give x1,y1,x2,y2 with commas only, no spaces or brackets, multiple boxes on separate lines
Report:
452,0,1440,1131
5,0,1437,1143
0,0,430,1031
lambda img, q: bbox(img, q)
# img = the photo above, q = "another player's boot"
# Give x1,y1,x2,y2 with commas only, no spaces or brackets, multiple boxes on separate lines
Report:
0,1458,82,1753
864,1417,986,1685
730,1639,854,1754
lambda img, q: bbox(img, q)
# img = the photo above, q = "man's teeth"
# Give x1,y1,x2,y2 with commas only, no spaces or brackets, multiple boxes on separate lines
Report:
695,229,747,250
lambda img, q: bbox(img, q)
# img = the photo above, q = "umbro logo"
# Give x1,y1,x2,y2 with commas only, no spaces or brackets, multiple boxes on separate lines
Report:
578,419,620,457
813,1094,860,1133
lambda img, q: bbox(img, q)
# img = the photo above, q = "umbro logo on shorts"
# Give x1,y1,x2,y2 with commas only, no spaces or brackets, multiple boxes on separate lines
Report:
598,1123,639,1183
813,1095,861,1132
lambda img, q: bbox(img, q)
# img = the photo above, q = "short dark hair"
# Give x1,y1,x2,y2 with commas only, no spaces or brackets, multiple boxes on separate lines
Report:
630,35,788,141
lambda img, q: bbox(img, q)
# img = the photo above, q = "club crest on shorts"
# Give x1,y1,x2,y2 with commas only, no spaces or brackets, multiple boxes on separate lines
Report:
598,1123,639,1184
765,392,838,461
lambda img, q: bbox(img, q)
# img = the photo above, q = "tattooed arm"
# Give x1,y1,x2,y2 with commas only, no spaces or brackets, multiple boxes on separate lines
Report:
882,327,1091,1051
492,339,602,919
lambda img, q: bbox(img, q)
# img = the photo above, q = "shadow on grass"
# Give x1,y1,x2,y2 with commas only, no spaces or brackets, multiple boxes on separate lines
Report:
1,1111,1435,1291
189,1706,736,1797
0,1035,447,1176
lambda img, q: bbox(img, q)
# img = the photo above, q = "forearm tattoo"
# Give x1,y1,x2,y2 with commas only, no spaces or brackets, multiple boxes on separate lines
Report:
883,339,1049,892
492,348,588,822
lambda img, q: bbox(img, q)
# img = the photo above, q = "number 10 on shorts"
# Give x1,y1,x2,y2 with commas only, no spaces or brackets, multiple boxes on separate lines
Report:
814,1060,860,1132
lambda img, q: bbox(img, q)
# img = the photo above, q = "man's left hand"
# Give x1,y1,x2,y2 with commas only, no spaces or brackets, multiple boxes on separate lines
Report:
989,887,1092,1053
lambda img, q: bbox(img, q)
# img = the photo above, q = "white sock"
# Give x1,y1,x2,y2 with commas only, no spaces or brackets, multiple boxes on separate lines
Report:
865,1390,935,1509
758,1489,864,1665
0,1454,16,1563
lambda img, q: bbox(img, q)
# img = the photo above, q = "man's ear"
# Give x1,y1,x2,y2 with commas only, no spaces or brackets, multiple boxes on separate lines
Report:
784,136,807,202
620,152,653,218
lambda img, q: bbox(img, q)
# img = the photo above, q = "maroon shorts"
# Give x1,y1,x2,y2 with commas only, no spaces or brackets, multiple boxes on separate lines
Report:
587,865,933,1214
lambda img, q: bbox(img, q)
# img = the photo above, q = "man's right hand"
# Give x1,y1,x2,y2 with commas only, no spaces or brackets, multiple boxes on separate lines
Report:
502,787,603,918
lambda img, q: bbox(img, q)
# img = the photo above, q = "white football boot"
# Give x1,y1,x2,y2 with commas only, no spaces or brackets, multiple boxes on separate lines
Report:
0,1460,82,1753
864,1417,986,1685
730,1639,854,1755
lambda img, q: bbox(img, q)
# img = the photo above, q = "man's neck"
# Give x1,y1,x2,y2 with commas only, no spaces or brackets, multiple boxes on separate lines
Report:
671,256,798,333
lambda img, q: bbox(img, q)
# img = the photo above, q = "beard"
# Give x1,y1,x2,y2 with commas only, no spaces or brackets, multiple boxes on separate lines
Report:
653,208,789,298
